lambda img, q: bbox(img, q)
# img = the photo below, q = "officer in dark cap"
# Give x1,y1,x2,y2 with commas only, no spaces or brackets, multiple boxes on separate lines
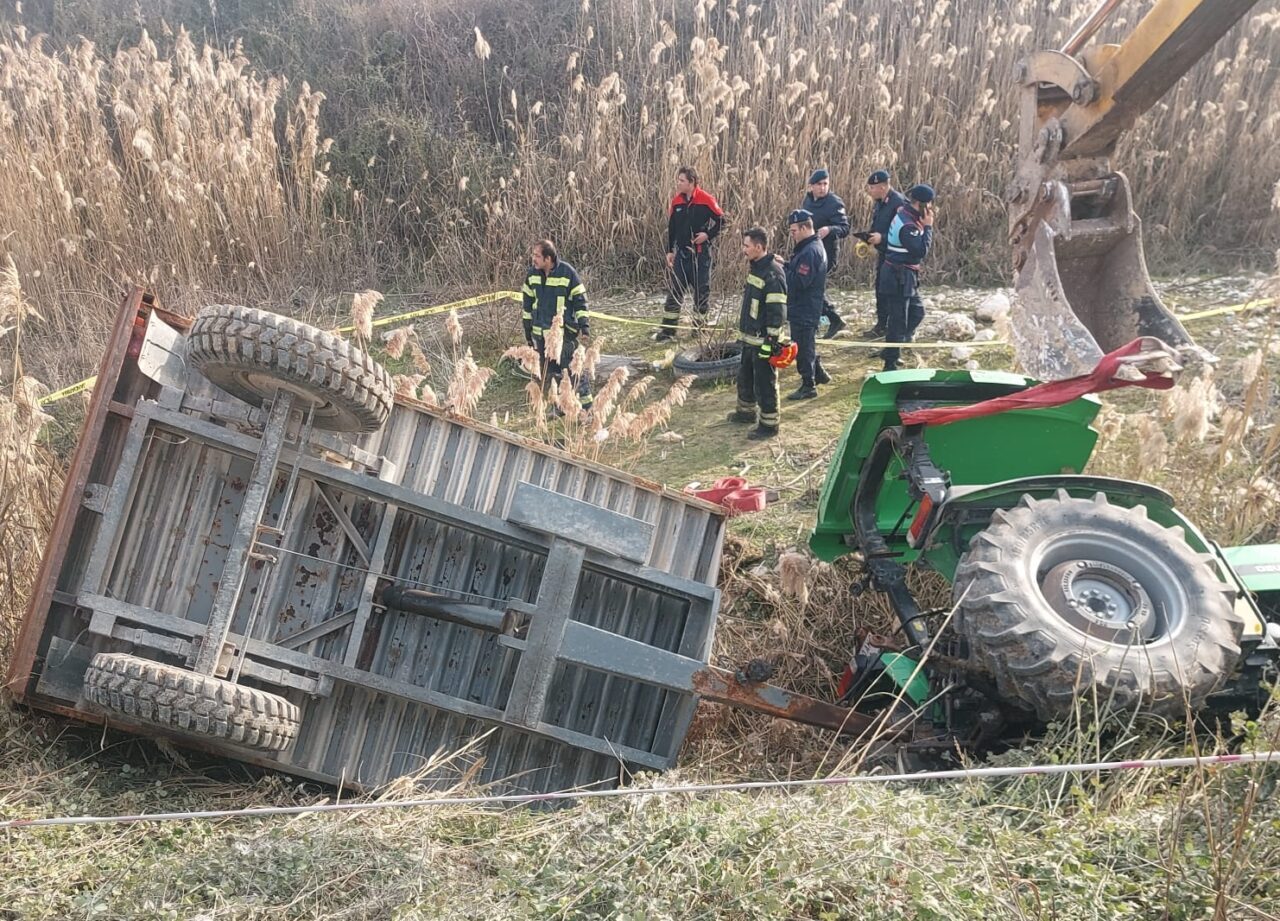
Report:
878,184,935,372
864,169,907,339
799,168,851,338
783,209,831,399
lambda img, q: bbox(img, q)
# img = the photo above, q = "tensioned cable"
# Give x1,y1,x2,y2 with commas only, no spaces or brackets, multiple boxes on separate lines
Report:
2,751,1276,830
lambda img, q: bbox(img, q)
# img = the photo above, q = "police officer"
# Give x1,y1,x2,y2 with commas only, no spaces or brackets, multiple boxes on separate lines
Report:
729,226,788,440
522,239,593,411
877,185,935,373
799,168,851,339
865,169,907,339
783,209,831,400
656,166,725,341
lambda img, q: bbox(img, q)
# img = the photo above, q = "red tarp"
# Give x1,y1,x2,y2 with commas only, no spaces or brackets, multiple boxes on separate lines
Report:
899,338,1176,427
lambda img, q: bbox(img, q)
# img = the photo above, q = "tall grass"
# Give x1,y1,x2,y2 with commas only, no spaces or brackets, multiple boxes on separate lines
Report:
2,1,1278,391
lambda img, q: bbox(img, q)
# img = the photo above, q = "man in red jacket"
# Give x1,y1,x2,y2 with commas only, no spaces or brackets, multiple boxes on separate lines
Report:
656,166,724,341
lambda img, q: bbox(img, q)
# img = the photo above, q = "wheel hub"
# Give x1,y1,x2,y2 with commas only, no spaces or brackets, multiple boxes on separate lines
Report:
1042,559,1156,642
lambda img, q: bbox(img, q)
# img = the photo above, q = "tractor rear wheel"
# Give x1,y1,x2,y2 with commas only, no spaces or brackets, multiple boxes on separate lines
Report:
953,491,1242,720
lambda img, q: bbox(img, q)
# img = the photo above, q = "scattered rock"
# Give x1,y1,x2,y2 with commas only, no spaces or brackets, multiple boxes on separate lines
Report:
941,314,977,341
975,292,1012,323
965,360,980,371
951,345,975,361
974,328,997,342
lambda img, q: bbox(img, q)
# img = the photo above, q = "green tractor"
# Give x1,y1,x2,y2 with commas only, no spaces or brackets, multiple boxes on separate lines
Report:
811,366,1279,751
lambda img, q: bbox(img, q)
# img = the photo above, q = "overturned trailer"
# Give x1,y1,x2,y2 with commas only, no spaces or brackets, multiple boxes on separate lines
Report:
9,289,865,793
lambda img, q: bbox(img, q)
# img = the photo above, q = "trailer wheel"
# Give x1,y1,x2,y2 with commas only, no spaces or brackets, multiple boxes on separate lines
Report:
953,491,1242,720
186,304,394,433
83,653,300,753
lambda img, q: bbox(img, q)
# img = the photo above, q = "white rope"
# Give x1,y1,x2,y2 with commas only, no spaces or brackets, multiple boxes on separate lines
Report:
3,751,1277,831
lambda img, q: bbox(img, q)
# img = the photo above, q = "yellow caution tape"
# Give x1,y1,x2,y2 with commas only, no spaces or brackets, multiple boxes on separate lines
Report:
1179,296,1274,323
39,376,97,405
586,310,1008,349
337,290,520,333
820,337,1007,350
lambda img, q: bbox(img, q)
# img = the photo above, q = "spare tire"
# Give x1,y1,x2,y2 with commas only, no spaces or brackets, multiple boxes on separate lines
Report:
672,342,743,382
953,491,1242,720
186,305,394,433
84,653,300,753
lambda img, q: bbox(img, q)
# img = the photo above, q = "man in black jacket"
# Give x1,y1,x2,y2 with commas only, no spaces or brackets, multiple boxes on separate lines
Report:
656,166,725,341
865,169,907,339
730,226,788,440
877,185,935,372
783,210,831,400
799,168,850,338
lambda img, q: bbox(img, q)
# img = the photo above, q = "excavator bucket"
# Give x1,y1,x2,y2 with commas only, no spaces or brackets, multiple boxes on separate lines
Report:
1006,0,1261,381
1011,172,1196,381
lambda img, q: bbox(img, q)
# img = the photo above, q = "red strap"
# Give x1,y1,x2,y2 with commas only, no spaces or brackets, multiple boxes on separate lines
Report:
899,339,1175,427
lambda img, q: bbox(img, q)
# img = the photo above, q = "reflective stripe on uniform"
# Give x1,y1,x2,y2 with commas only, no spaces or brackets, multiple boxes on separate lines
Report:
759,411,779,427
521,284,536,297
765,292,786,303
737,399,756,412
746,275,765,289
740,334,764,346
544,276,571,287
750,302,758,319
569,284,586,297
522,311,533,320
528,276,542,285
663,310,681,319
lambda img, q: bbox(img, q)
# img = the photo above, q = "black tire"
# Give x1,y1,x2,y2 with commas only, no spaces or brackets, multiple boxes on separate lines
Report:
186,305,394,433
672,342,743,382
83,653,300,753
953,491,1242,720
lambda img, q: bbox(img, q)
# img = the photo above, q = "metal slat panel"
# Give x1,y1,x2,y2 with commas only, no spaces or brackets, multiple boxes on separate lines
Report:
26,330,727,793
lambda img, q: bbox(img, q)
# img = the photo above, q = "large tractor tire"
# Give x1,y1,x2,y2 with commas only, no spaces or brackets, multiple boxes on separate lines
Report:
953,491,1242,720
83,653,300,753
186,305,394,433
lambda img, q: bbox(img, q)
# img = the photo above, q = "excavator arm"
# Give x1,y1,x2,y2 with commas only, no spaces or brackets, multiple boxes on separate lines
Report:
1007,0,1262,380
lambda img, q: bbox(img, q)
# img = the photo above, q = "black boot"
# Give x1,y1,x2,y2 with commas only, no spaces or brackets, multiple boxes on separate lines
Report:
787,385,818,401
823,315,846,339
652,328,676,342
862,325,886,341
726,409,756,424
814,363,832,385
746,424,778,441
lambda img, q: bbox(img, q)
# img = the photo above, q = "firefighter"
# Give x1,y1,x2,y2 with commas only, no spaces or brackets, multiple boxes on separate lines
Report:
728,226,788,440
521,240,593,412
864,169,908,339
655,166,725,341
783,209,831,400
799,168,851,339
877,184,935,373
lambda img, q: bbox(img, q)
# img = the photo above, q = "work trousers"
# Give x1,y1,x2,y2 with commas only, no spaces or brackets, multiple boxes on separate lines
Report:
790,323,826,387
662,247,712,332
872,255,889,330
878,262,925,371
534,332,593,407
736,344,780,430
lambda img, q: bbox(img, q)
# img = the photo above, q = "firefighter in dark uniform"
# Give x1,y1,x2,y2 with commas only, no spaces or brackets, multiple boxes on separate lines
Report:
521,239,593,410
878,184,935,373
656,166,724,341
799,168,850,338
865,169,908,339
728,226,788,440
783,209,831,400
